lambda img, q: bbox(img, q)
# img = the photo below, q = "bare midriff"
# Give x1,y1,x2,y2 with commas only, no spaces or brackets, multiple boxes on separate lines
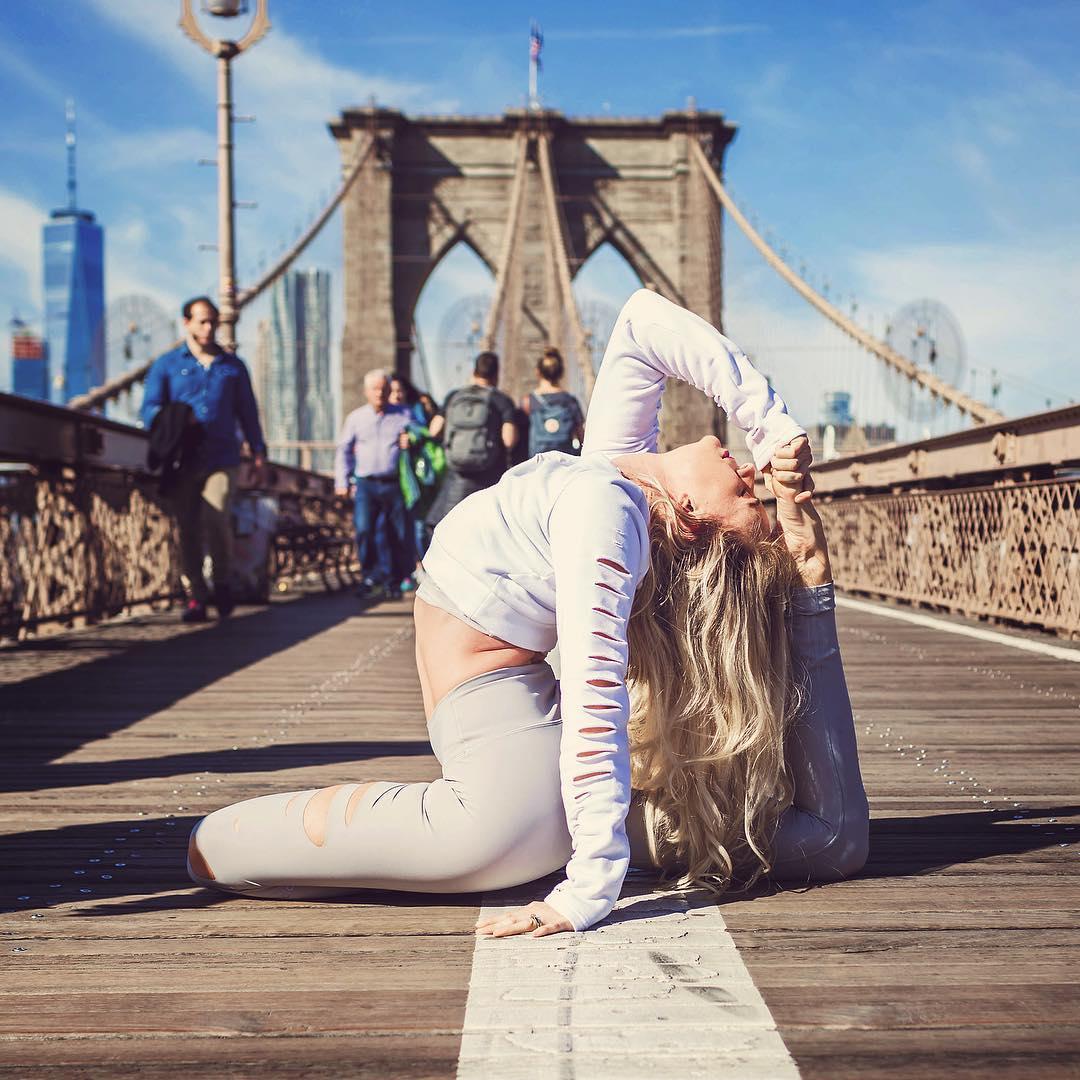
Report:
413,596,547,720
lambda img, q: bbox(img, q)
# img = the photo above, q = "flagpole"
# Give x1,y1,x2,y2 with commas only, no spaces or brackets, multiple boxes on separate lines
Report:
529,22,542,111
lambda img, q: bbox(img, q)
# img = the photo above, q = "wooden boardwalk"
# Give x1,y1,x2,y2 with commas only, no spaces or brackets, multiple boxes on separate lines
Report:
1,591,1078,1078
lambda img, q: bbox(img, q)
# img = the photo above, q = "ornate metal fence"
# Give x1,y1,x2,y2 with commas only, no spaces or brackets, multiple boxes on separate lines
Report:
0,393,357,642
0,466,179,639
811,405,1080,638
819,478,1080,636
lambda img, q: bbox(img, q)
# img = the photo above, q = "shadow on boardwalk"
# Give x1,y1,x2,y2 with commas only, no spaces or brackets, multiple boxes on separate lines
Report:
0,595,364,792
5,804,1075,918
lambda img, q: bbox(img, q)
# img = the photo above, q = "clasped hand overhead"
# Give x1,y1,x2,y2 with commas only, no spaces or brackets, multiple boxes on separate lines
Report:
765,435,832,588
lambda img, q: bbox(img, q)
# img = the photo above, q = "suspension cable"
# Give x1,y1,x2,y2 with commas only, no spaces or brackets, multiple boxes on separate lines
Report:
481,131,529,351
236,135,376,308
690,139,1002,424
537,132,596,399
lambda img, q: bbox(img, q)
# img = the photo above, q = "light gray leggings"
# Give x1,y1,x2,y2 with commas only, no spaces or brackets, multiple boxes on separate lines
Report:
189,591,869,898
188,663,591,899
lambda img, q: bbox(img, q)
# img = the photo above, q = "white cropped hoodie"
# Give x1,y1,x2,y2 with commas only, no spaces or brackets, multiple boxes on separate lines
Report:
422,289,806,930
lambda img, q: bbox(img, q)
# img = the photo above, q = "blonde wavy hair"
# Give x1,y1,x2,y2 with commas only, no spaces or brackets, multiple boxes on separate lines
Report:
627,480,802,894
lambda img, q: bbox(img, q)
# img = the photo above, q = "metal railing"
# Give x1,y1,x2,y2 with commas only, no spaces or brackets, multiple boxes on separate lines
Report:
809,403,1080,637
0,393,357,641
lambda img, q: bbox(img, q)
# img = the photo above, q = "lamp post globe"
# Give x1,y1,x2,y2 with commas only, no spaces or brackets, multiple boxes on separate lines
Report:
202,0,248,15
179,0,270,351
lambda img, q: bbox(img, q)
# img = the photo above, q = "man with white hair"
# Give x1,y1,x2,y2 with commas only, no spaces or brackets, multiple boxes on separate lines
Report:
334,369,412,600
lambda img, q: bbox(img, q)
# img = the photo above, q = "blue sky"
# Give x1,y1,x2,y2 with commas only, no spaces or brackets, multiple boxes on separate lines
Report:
1,1,1077,433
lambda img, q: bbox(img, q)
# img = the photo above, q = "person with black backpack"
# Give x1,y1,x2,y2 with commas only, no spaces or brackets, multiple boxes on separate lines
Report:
521,347,585,457
425,351,518,530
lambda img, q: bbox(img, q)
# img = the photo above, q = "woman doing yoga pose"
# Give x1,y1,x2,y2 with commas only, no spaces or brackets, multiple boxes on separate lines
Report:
187,289,869,938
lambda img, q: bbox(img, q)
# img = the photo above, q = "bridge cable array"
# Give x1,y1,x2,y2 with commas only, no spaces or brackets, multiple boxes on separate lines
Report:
689,139,1002,426
478,126,597,403
481,131,529,354
536,132,597,399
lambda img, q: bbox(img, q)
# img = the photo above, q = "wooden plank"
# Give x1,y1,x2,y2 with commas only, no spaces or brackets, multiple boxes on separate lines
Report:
1,589,1079,1077
0,592,478,1077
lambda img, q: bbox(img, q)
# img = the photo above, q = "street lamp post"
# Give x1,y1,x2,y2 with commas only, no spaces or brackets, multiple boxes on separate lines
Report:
179,0,270,351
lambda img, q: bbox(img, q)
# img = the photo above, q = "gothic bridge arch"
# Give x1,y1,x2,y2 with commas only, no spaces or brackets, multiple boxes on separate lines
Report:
330,107,736,443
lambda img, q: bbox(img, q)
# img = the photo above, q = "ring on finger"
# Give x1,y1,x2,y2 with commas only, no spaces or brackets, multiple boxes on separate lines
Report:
529,914,544,931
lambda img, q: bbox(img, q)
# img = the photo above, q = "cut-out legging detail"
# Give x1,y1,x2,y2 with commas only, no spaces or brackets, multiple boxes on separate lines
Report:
189,591,866,902
189,663,583,899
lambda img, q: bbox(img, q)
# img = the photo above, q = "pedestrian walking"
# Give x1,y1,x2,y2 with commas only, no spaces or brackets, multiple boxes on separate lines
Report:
141,296,266,624
334,369,412,600
521,347,585,457
425,351,518,530
389,375,445,567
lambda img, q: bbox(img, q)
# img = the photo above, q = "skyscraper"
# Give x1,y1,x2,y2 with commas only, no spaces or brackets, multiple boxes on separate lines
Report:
43,101,105,404
267,270,334,471
10,318,50,401
252,317,271,418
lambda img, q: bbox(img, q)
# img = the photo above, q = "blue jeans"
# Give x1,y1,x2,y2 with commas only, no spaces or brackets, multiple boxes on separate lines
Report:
352,476,408,586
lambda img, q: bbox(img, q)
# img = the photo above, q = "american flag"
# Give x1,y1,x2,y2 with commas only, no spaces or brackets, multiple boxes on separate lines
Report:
530,22,543,69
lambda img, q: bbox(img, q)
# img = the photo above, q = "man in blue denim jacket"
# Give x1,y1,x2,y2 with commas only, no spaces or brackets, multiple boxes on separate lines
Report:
142,297,267,623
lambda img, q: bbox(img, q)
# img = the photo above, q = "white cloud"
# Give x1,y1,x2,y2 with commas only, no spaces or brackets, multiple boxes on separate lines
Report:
78,0,430,206
0,187,47,309
949,141,994,186
734,63,796,130
99,127,211,172
81,0,214,86
359,23,768,46
853,238,1079,357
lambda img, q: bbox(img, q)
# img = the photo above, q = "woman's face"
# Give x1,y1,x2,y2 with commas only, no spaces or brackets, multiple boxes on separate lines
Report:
662,436,768,535
388,380,406,406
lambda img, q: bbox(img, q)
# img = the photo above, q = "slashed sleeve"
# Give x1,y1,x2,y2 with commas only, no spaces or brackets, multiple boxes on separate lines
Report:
544,477,647,931
583,289,805,470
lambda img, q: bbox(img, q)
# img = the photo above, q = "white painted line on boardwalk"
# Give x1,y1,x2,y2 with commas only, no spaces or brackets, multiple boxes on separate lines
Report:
836,595,1080,663
457,887,799,1080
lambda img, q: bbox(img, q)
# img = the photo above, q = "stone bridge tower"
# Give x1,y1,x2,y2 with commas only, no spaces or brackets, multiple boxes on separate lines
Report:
330,107,737,447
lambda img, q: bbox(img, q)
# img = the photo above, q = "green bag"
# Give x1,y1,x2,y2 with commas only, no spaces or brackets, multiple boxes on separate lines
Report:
398,425,446,512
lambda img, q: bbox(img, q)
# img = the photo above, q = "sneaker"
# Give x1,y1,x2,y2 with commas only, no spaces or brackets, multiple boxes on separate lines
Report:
181,599,209,624
355,579,386,601
213,585,235,619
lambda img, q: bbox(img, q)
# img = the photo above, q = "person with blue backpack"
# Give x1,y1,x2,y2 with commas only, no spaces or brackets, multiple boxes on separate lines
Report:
424,351,518,530
522,347,585,457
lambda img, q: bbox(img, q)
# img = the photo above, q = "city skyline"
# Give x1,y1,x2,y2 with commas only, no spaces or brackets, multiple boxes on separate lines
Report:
0,2,1077,433
264,268,334,471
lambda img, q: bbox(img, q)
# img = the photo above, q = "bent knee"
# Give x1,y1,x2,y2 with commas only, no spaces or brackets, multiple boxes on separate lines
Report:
187,823,216,884
185,802,270,893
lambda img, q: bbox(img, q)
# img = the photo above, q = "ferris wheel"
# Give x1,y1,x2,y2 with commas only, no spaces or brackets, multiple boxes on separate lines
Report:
105,294,177,424
578,297,620,373
434,293,491,402
883,299,967,424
